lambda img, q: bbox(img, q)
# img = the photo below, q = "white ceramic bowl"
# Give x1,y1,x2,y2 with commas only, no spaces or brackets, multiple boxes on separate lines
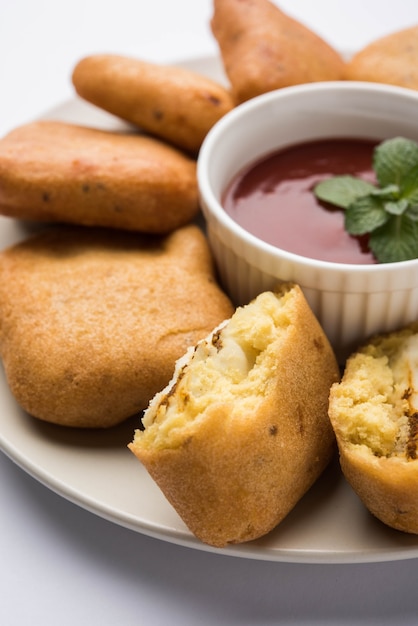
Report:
197,81,418,362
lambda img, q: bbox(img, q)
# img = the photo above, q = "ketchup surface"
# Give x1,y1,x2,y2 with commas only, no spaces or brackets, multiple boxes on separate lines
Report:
222,138,378,264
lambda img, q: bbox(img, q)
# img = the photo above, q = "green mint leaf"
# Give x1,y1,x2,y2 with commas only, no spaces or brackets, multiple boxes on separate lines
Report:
314,176,376,209
405,187,418,205
312,137,418,262
345,195,389,235
406,204,418,222
384,198,410,215
369,214,418,263
370,183,400,199
374,137,418,201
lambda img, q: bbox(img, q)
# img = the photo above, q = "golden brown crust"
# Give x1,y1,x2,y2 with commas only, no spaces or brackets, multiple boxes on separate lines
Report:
346,25,418,89
211,0,346,103
129,284,340,547
338,447,418,534
0,225,233,428
329,322,418,533
0,120,198,234
72,54,235,154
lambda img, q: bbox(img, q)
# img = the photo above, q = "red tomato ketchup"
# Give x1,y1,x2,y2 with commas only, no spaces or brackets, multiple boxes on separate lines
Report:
222,138,379,264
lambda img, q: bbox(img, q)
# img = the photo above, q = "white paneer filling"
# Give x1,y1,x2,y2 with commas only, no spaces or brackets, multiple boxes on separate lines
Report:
331,329,418,458
139,289,295,447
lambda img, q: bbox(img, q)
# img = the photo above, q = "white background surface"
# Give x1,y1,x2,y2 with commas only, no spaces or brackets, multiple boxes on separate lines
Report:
1,1,418,624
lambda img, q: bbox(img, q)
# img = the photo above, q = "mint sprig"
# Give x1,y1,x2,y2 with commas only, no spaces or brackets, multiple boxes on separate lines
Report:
314,137,418,263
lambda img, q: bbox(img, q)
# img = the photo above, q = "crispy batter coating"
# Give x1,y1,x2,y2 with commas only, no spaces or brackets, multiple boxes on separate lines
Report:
130,284,339,547
72,54,235,154
211,0,346,103
346,25,418,89
329,322,418,534
0,225,233,428
0,120,198,234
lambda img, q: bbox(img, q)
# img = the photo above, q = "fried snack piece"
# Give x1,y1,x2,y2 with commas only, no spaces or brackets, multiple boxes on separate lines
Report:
0,120,198,234
72,54,235,154
0,225,233,428
346,25,418,89
129,283,339,547
211,0,346,103
329,322,418,533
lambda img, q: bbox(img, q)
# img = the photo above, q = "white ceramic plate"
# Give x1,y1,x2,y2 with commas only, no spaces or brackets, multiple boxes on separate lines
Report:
2,56,418,564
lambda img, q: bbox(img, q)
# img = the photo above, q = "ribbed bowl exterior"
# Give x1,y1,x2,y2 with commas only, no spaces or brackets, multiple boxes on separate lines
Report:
205,219,418,362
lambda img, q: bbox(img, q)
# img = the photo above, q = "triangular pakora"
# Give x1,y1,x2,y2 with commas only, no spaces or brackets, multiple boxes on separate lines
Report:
211,0,346,103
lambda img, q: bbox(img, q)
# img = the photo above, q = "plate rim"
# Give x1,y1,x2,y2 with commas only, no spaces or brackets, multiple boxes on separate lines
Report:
1,54,418,565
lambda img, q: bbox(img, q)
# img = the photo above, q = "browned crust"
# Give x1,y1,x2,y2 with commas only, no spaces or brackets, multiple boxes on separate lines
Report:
328,320,418,534
0,120,198,234
211,0,346,103
72,54,235,154
129,284,340,547
0,225,233,428
346,25,418,89
338,446,418,534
